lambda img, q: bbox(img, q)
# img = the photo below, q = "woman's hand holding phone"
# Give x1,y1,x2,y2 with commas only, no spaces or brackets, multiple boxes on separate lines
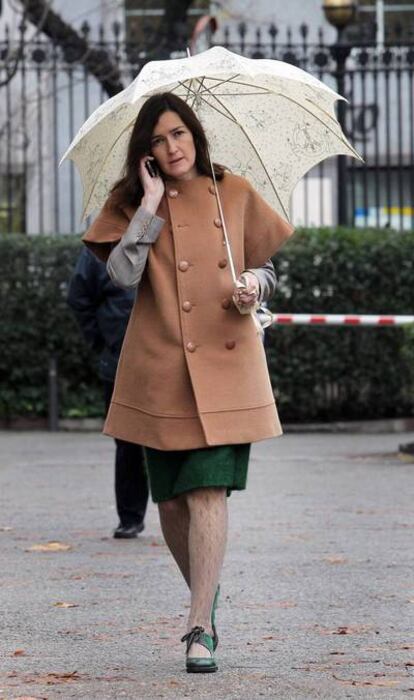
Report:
140,156,164,215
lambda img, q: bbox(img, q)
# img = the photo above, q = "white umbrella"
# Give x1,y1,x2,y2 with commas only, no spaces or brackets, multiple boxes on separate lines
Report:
61,45,361,224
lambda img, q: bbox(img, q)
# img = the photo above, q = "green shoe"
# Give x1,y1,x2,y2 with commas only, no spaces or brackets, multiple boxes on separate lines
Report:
181,626,218,673
211,584,220,651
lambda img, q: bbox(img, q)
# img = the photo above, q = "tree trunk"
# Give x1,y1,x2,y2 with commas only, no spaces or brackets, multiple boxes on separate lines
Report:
21,0,124,96
138,0,196,59
19,0,195,96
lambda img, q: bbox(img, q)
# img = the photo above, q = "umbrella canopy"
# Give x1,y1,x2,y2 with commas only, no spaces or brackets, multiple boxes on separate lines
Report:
61,45,361,220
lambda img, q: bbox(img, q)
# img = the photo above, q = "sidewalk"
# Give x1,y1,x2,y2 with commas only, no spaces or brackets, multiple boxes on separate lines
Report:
1,431,413,699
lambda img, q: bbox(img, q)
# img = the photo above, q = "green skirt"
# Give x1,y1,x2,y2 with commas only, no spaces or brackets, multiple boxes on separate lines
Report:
144,444,251,503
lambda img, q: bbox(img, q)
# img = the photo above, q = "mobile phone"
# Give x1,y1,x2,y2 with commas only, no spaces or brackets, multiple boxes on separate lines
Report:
145,159,159,178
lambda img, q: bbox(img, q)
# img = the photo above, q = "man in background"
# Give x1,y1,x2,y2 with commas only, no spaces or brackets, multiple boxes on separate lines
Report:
399,441,414,460
68,248,148,538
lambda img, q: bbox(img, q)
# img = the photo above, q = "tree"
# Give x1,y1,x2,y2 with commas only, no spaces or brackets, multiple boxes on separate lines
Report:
16,0,195,96
151,0,195,58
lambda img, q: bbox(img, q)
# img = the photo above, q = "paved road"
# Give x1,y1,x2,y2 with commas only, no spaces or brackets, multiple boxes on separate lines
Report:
0,431,413,699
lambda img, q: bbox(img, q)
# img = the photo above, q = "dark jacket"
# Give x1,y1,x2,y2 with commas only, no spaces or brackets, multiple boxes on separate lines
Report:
67,248,135,382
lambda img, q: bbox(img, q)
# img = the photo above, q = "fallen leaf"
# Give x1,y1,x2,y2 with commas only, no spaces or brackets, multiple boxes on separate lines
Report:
336,627,353,635
322,625,371,636
324,556,348,565
12,649,26,656
333,674,401,687
7,671,82,687
276,600,297,608
26,541,73,552
42,671,81,683
241,600,297,609
52,602,79,608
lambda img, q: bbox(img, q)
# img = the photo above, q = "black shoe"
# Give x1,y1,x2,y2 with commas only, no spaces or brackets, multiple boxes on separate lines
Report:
399,442,414,456
113,522,145,539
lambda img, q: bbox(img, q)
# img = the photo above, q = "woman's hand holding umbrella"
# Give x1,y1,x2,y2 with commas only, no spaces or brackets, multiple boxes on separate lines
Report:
233,272,259,315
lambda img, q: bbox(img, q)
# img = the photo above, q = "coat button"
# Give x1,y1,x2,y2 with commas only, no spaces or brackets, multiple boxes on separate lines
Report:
186,342,196,353
218,259,227,269
225,340,236,350
178,260,189,272
221,298,231,310
182,301,192,312
168,189,179,198
214,217,222,228
208,185,216,195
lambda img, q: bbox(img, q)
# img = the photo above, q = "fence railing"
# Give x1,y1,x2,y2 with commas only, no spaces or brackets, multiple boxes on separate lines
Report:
0,20,413,233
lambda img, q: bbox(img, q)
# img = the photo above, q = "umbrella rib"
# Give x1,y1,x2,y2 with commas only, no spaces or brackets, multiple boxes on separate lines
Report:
195,75,271,93
303,97,362,160
277,91,361,159
177,75,358,162
189,75,208,112
175,80,240,123
184,79,289,219
175,73,272,96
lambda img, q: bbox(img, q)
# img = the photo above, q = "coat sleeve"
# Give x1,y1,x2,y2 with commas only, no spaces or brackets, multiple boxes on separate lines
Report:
82,196,132,263
106,206,164,289
82,193,165,265
244,259,277,303
243,181,294,269
67,248,105,352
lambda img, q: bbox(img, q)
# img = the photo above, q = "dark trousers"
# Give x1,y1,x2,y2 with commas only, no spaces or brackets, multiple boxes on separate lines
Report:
104,381,149,526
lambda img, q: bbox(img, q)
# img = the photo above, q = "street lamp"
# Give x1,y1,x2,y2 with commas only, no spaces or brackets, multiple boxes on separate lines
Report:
323,0,358,225
323,0,357,30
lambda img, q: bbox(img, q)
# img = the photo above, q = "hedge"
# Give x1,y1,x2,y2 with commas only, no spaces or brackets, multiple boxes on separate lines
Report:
0,235,103,421
266,228,414,420
0,228,414,423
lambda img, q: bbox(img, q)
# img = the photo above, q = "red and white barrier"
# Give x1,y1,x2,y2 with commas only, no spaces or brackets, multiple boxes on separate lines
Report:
272,314,414,327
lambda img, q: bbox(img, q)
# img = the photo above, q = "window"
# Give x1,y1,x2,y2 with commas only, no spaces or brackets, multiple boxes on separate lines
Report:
351,166,414,230
125,0,210,49
0,174,25,233
357,1,414,43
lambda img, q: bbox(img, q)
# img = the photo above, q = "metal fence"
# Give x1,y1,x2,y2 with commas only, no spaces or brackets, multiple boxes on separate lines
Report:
0,20,413,234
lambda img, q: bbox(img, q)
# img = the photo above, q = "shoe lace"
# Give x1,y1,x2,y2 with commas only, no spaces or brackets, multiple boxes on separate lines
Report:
181,625,205,653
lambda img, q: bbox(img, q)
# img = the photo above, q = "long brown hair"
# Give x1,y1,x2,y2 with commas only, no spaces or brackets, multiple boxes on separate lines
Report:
111,92,225,209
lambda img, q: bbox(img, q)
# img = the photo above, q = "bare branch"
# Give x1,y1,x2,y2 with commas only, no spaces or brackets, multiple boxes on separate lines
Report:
20,0,124,96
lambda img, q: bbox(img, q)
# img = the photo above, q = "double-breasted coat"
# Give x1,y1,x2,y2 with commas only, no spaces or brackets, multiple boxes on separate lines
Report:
83,172,294,450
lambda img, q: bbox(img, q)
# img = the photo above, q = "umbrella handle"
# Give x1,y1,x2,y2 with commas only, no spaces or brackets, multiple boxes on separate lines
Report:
207,148,263,335
207,147,238,286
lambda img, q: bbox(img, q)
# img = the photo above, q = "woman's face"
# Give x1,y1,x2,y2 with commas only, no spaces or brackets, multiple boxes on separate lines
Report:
150,110,197,181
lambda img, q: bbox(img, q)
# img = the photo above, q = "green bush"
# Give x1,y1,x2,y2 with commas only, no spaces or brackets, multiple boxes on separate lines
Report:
0,228,413,422
268,228,414,421
0,235,103,421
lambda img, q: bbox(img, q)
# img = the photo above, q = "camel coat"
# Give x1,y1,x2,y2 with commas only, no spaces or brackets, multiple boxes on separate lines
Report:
83,172,294,450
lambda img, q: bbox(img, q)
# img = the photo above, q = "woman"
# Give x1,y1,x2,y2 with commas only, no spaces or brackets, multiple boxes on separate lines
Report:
83,92,294,673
